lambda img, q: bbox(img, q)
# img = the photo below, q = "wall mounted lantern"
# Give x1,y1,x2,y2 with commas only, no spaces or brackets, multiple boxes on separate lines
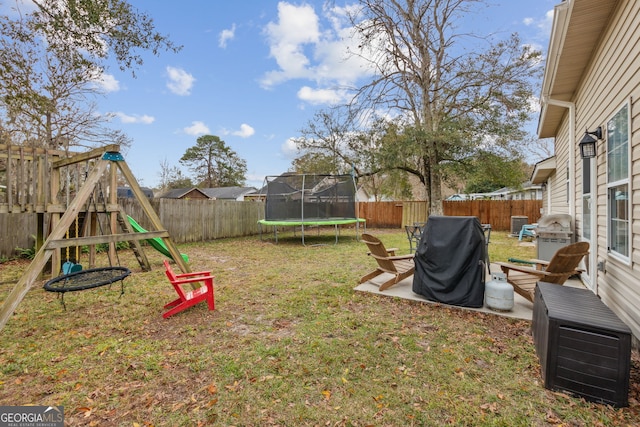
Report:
579,126,602,159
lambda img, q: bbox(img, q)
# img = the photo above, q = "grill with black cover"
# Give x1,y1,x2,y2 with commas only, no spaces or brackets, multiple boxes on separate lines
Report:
412,216,486,308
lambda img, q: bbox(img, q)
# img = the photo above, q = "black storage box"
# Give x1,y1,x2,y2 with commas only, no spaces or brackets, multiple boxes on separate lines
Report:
532,282,631,407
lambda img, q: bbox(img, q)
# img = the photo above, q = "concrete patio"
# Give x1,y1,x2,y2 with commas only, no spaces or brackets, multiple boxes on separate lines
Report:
354,263,586,321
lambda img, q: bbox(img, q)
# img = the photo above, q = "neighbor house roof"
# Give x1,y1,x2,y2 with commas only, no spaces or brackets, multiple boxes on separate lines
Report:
485,182,542,198
158,188,210,199
200,187,257,200
538,0,619,138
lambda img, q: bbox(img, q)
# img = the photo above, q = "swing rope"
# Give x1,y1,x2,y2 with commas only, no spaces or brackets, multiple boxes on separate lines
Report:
91,176,124,270
86,170,127,291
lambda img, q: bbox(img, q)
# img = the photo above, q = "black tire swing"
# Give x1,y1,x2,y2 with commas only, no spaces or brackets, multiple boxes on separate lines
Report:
44,171,130,308
44,266,131,294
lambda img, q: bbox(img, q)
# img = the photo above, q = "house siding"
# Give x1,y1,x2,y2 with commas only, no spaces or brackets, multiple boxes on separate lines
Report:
540,170,556,215
539,0,640,341
549,120,570,216
566,0,640,340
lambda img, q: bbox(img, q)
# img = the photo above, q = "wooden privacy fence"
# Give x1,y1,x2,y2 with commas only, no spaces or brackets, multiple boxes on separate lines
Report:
2,199,543,258
357,201,403,228
118,198,265,244
358,200,541,230
400,200,543,230
0,199,265,258
0,213,37,257
442,200,542,230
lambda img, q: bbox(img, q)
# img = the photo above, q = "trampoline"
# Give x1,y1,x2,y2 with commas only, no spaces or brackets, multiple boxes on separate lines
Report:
258,218,366,244
258,174,365,245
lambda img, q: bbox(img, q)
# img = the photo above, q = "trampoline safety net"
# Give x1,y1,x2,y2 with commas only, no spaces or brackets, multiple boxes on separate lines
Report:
264,174,357,221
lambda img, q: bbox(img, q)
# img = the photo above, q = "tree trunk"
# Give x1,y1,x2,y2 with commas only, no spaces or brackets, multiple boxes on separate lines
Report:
421,155,432,216
425,139,443,216
430,166,443,215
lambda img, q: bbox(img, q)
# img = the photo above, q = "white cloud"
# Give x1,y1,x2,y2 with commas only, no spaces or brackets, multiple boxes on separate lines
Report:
166,66,195,96
281,137,299,158
524,9,554,36
529,95,541,114
184,121,210,136
542,9,555,34
91,72,120,93
297,86,347,105
219,24,236,48
261,2,320,87
90,69,120,93
245,173,266,189
232,123,255,138
312,6,375,85
114,112,154,124
260,2,374,106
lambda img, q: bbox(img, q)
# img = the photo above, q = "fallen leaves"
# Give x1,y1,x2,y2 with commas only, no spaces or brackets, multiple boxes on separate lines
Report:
225,381,240,392
2,233,640,426
545,408,562,424
207,383,218,395
76,406,92,418
480,401,498,413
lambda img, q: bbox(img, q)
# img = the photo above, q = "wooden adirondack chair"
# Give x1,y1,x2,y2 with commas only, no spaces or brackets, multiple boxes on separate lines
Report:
359,233,415,291
163,260,215,318
495,241,589,303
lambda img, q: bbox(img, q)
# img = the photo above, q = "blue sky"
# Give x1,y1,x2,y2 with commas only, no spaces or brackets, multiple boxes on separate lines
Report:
10,0,558,189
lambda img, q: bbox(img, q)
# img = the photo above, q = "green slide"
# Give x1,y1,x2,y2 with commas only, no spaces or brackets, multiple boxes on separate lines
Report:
127,215,189,262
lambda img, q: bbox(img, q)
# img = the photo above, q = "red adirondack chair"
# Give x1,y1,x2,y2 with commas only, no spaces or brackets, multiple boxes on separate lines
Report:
162,260,215,318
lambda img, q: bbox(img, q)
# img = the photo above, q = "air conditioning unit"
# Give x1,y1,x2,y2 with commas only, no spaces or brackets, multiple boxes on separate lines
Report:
510,216,529,236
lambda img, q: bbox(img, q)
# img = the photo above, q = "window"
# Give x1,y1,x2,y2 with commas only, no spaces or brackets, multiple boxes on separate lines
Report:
582,157,591,240
607,104,630,259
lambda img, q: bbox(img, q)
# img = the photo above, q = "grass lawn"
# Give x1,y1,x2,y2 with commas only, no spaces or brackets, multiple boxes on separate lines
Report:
0,228,639,426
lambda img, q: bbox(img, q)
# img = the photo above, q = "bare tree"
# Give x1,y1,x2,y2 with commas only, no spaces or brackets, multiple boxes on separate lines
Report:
0,23,128,149
0,1,179,150
294,109,363,173
345,0,541,214
289,152,343,175
293,108,403,200
157,159,193,191
29,0,181,75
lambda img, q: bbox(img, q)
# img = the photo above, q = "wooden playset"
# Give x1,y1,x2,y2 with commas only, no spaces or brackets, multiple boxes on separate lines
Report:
0,144,190,330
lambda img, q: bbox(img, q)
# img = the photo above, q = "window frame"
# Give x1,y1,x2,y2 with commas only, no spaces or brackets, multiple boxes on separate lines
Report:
582,157,591,241
606,102,631,263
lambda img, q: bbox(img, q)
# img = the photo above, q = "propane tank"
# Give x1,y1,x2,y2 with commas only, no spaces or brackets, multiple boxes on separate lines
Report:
485,272,514,311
